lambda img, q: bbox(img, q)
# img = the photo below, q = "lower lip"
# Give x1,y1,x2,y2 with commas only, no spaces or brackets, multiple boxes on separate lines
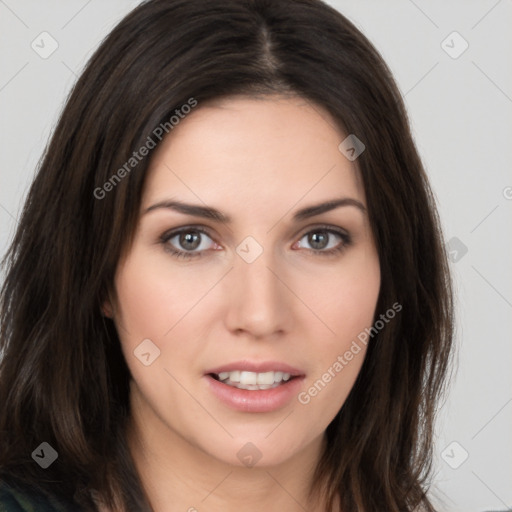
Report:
204,375,304,413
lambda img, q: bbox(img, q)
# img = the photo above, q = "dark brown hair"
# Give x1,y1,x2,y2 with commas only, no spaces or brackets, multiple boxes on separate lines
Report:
0,0,454,510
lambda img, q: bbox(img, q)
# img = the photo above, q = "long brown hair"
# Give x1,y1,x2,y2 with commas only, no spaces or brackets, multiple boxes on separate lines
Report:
0,0,454,510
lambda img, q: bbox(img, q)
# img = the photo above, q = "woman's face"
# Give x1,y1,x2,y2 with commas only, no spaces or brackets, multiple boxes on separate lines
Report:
108,95,380,469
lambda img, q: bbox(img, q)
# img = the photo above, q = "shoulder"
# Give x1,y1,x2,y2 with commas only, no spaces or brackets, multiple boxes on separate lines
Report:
0,479,79,512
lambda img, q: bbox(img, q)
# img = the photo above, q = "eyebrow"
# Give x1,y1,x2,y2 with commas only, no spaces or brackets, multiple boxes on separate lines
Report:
143,197,366,223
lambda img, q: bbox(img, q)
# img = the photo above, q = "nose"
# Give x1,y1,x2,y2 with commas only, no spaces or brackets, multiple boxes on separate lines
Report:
223,247,293,339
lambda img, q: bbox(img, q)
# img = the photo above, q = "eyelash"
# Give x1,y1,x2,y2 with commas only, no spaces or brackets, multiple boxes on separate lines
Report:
159,225,352,260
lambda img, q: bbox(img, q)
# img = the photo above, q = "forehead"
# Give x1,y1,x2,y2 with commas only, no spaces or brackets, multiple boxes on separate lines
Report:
142,95,365,216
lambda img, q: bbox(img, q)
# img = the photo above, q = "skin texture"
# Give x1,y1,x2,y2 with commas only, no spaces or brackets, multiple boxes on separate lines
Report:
105,95,381,511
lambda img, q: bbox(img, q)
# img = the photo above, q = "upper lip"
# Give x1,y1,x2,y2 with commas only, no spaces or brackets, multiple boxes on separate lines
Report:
205,360,305,377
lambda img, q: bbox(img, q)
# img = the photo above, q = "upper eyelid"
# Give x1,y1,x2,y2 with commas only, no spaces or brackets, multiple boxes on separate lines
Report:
296,223,348,236
161,223,348,239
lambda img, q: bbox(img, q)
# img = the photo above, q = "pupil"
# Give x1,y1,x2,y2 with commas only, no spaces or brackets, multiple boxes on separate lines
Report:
180,231,201,250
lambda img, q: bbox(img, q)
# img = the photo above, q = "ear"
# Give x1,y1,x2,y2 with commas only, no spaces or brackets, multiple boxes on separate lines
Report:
101,292,114,318
101,299,113,318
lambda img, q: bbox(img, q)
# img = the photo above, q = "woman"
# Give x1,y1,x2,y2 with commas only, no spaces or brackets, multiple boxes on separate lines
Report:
0,0,454,510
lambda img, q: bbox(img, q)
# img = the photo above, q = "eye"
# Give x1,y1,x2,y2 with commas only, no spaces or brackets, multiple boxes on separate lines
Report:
160,227,218,259
293,226,351,256
159,225,351,260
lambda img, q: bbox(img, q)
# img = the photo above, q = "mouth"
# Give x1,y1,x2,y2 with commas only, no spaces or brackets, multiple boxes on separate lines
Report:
204,363,305,413
208,370,300,391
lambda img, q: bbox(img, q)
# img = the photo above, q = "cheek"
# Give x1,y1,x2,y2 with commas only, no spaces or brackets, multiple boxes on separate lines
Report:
297,286,376,422
112,249,211,342
111,252,207,413
296,249,379,411
112,248,221,397
308,252,380,344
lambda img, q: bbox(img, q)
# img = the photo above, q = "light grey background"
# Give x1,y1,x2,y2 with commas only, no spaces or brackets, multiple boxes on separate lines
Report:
0,1,511,511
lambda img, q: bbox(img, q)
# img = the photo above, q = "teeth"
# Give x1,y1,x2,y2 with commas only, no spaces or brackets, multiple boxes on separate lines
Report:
214,370,294,390
256,371,274,385
240,371,257,385
229,370,240,382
